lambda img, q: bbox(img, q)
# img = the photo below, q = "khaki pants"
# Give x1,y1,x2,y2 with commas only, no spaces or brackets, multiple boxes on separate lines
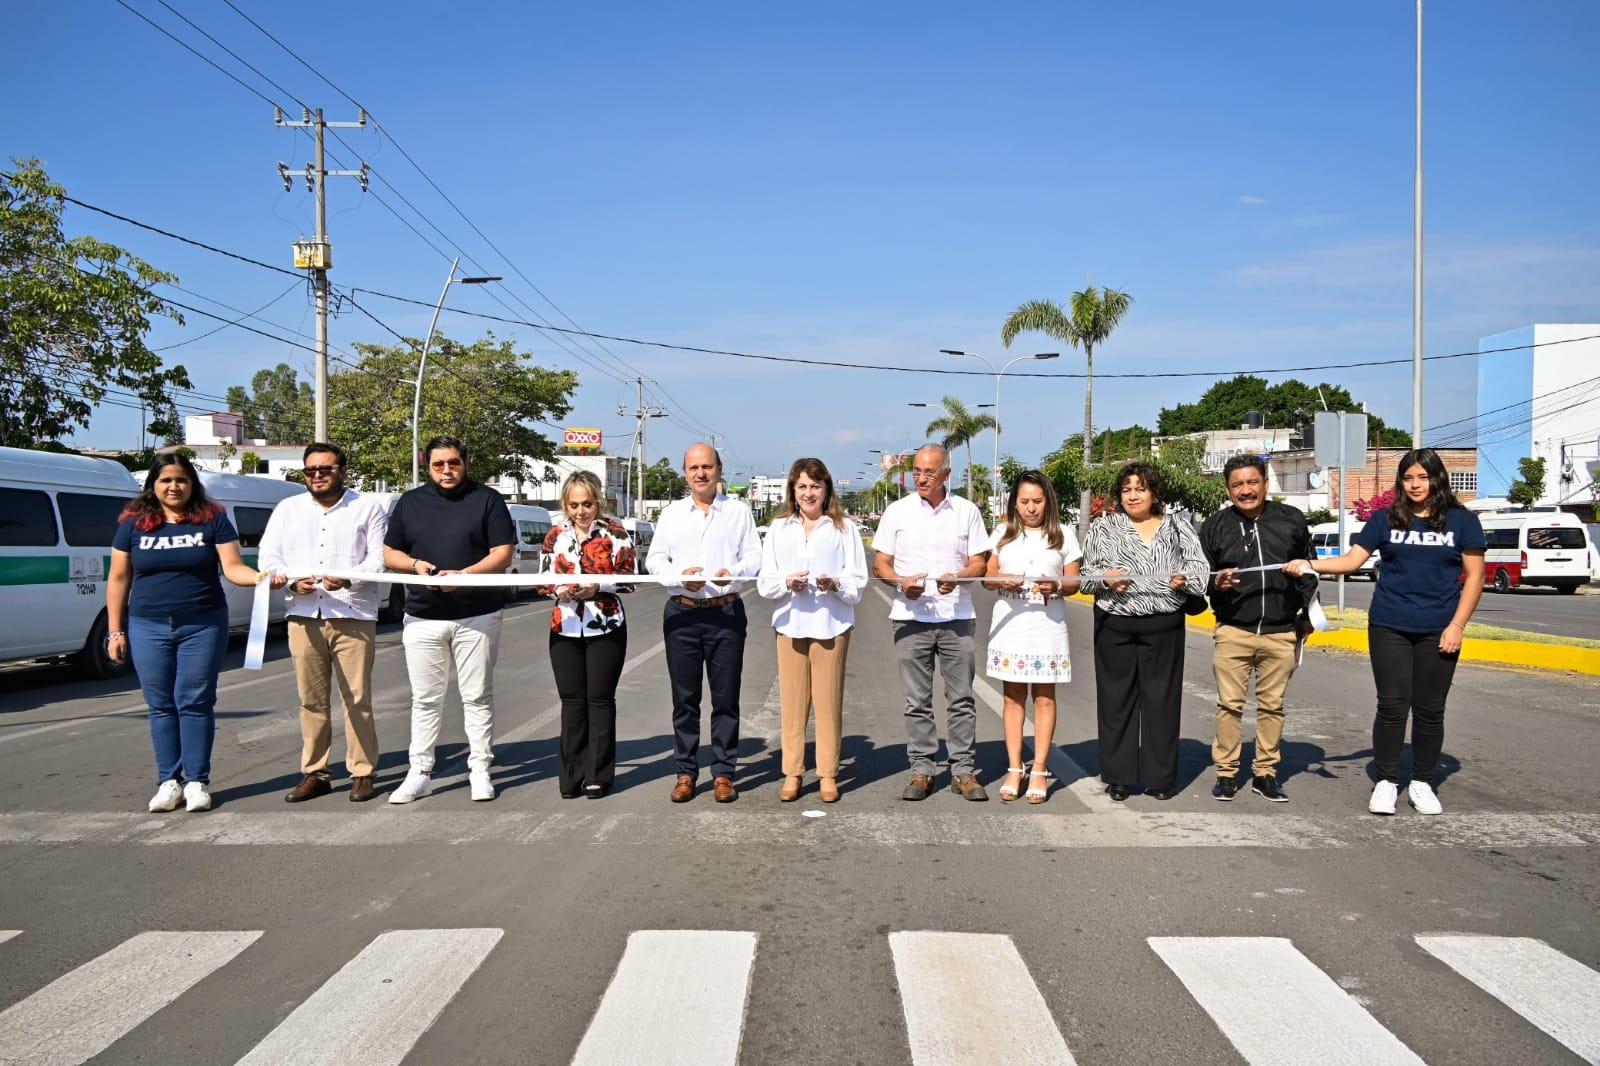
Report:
1212,626,1299,778
775,629,851,778
288,617,379,777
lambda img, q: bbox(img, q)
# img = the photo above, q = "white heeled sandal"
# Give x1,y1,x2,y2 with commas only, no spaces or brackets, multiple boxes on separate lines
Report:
1025,767,1054,804
999,767,1026,801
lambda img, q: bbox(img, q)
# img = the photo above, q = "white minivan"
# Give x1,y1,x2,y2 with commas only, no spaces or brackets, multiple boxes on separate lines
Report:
0,448,299,677
506,503,554,598
1479,510,1591,594
1310,521,1378,580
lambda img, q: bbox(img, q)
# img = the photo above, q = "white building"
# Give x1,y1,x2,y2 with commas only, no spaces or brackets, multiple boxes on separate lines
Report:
747,475,786,508
176,413,304,478
1477,324,1600,508
483,453,634,513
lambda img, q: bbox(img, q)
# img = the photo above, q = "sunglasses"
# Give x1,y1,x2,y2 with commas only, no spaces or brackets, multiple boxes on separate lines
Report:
430,458,464,470
302,465,341,477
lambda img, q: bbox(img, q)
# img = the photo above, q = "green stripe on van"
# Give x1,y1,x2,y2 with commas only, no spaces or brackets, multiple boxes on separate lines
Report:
0,557,70,586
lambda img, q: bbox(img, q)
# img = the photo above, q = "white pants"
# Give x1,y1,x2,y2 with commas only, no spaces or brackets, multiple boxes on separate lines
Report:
401,611,502,774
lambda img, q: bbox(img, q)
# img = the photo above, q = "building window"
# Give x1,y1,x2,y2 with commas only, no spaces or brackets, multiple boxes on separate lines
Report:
1448,471,1477,494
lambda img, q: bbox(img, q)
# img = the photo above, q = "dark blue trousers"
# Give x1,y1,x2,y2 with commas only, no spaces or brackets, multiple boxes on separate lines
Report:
663,598,747,779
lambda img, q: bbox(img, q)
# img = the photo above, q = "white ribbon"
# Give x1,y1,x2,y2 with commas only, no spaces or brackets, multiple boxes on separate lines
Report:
243,576,275,671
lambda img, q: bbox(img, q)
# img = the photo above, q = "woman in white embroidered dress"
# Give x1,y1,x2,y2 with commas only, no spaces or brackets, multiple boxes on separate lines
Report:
756,458,868,803
983,471,1081,803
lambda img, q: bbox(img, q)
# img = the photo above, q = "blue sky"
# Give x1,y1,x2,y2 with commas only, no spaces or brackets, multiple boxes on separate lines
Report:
11,0,1598,488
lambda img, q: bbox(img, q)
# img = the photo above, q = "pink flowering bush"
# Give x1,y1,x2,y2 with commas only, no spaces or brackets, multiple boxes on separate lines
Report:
1353,489,1395,521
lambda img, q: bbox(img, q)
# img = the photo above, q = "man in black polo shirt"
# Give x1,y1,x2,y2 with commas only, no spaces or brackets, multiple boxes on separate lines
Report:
382,436,515,804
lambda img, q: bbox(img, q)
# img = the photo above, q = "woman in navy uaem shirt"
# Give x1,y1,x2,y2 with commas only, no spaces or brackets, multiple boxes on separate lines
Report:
105,453,264,814
1285,448,1485,817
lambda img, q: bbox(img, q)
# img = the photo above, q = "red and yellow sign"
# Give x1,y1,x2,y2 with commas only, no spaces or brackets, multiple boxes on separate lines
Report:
563,427,603,450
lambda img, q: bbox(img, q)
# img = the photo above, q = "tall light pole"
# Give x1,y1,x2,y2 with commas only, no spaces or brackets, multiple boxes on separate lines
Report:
940,349,1059,506
410,258,501,486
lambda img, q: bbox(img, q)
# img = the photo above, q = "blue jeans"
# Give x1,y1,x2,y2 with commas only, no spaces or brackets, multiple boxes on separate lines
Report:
128,610,230,784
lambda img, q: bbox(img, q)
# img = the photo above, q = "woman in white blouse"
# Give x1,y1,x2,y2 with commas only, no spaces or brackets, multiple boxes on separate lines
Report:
756,458,869,803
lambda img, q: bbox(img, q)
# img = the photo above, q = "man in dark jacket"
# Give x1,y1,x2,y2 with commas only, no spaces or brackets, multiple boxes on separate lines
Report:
1201,456,1318,803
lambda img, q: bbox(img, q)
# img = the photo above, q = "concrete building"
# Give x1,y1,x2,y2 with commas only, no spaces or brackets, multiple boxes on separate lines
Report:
1477,324,1600,509
483,453,634,514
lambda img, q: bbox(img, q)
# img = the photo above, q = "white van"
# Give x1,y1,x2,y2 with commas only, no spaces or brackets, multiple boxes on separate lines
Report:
1310,521,1378,580
192,470,304,628
506,504,554,598
620,517,654,553
1479,510,1591,594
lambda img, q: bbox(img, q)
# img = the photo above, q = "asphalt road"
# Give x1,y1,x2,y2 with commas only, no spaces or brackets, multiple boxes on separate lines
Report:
1313,575,1600,640
1,582,1597,1065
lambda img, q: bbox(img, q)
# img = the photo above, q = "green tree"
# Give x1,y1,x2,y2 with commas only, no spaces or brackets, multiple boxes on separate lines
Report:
1507,456,1547,508
921,395,998,499
1157,374,1412,447
1041,432,1225,521
1001,285,1133,535
1305,508,1335,526
225,363,314,444
641,456,688,499
328,331,577,486
1,159,190,446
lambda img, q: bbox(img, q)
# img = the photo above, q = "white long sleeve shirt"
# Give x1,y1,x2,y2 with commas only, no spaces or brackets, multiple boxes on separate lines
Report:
257,489,389,621
757,514,868,638
873,491,990,622
645,494,762,598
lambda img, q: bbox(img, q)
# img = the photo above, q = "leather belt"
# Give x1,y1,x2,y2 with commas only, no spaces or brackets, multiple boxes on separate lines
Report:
671,593,740,609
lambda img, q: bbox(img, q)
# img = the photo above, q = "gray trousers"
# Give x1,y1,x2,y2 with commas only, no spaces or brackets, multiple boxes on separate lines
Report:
892,618,977,776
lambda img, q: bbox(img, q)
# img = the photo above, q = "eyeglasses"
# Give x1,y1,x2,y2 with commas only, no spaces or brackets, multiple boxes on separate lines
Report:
302,465,340,477
910,469,943,481
430,458,464,471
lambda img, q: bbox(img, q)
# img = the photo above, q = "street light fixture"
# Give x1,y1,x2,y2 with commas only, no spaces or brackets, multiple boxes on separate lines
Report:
410,258,502,486
939,349,1059,506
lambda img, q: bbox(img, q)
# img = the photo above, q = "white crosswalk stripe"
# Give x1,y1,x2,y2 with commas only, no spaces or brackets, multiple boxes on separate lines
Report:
0,930,20,946
571,929,758,1066
235,927,503,1066
0,930,261,1066
1148,936,1426,1065
1416,934,1600,1064
889,931,1076,1065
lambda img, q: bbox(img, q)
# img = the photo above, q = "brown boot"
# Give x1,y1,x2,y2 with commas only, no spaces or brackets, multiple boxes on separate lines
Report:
778,776,802,802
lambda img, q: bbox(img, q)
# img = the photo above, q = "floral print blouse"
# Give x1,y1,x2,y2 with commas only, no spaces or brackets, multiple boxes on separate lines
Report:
541,517,636,637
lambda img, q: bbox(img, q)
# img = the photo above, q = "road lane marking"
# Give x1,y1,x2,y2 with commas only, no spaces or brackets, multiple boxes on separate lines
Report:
889,931,1075,1065
0,930,19,945
1416,934,1600,1062
2,809,1596,849
235,928,503,1066
571,930,757,1066
0,930,261,1066
1149,936,1424,1065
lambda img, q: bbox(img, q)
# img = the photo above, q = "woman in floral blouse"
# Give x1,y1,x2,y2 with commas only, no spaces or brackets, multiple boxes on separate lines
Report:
542,470,636,798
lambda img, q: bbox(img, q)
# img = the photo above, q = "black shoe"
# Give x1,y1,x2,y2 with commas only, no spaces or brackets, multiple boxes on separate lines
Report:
560,785,583,799
1146,788,1175,801
1212,777,1238,801
1251,775,1289,803
1107,784,1131,802
585,783,610,799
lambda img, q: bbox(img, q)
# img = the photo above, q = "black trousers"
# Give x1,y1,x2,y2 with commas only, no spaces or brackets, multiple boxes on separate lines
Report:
549,626,627,792
663,598,747,779
1367,624,1458,784
1093,608,1186,792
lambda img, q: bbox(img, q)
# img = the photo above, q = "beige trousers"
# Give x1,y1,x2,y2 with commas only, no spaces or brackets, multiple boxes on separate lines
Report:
288,616,379,777
1212,626,1299,777
775,629,851,778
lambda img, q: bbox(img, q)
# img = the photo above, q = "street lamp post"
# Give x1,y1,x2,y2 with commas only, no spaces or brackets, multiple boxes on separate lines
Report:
410,258,501,486
939,350,1059,506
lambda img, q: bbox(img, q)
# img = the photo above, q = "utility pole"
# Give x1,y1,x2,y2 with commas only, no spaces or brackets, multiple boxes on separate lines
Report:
276,106,368,442
618,378,665,519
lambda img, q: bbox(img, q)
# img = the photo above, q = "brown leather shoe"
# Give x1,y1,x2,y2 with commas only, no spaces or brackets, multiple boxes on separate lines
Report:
285,773,331,803
951,773,989,801
819,777,840,803
713,776,738,803
348,776,376,803
901,772,936,801
670,774,696,803
778,776,802,802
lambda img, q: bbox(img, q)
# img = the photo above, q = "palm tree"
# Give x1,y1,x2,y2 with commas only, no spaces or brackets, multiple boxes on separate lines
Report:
1000,285,1133,534
922,395,998,500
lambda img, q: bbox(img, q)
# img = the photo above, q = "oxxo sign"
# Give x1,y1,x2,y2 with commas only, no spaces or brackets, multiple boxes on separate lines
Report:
563,427,603,451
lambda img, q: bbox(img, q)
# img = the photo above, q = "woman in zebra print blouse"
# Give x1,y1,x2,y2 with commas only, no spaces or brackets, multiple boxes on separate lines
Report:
1080,462,1210,801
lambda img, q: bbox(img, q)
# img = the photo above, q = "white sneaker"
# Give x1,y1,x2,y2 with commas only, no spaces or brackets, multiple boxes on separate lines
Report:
1408,780,1443,815
388,771,433,805
183,781,212,812
148,780,183,812
470,770,496,802
1369,780,1398,815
